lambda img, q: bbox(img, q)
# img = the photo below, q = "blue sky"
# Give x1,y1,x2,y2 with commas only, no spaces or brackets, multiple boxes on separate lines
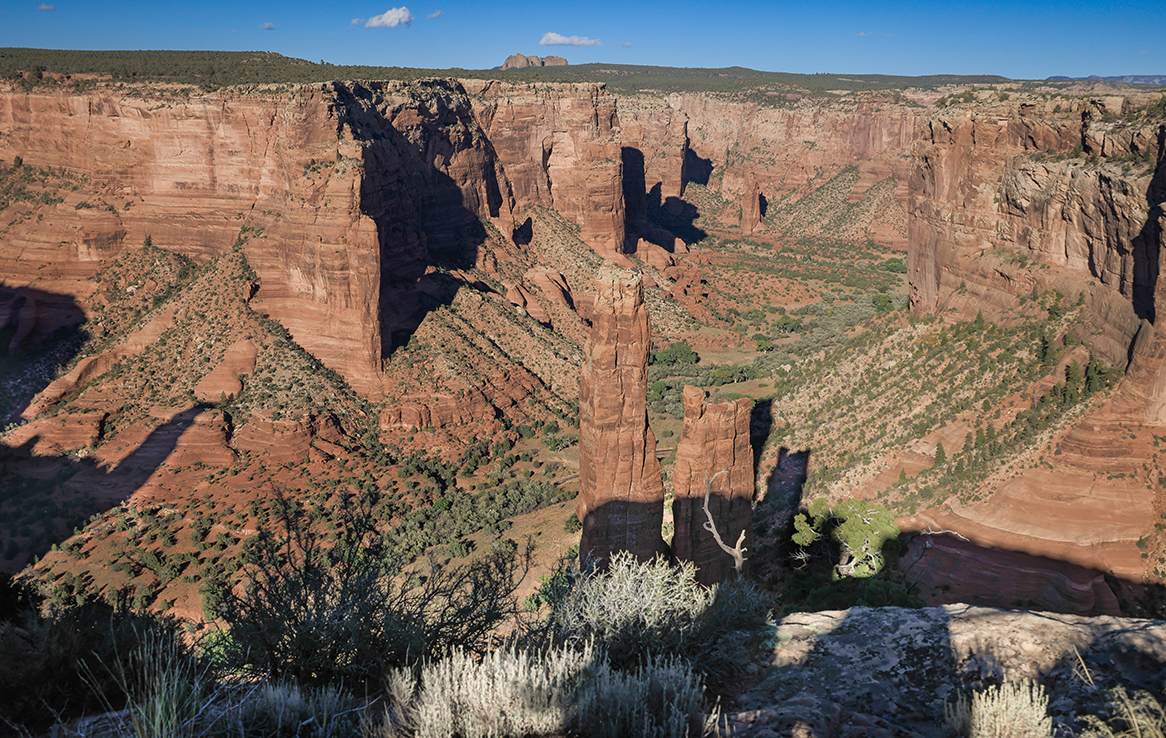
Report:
0,0,1161,79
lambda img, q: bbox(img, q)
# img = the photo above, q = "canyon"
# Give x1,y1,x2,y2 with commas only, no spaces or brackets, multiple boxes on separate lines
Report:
0,69,1164,620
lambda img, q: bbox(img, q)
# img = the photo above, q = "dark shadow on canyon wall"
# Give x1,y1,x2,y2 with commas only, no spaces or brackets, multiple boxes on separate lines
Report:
335,81,501,358
0,407,201,574
621,146,647,224
648,188,708,246
766,446,810,512
898,531,1149,618
511,216,533,246
749,399,773,477
1130,123,1164,322
683,148,713,187
622,146,709,249
758,192,769,219
0,286,88,423
579,498,668,567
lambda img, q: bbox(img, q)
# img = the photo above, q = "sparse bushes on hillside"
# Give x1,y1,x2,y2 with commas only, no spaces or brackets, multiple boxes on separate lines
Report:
213,493,524,689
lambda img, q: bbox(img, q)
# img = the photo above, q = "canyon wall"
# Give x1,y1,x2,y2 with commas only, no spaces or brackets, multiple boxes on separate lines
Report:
0,79,624,400
618,93,924,247
907,92,1166,419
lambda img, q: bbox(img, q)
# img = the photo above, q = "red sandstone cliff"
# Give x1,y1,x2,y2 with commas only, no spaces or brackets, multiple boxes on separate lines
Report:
903,91,1166,591
0,80,626,406
577,266,667,563
908,92,1165,417
618,93,924,248
672,386,754,584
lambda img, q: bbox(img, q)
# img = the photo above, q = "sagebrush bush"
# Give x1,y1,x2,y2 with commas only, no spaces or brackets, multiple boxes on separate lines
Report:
225,681,365,738
376,644,593,738
945,678,1052,738
1078,686,1166,738
573,654,706,738
544,551,770,691
371,643,706,738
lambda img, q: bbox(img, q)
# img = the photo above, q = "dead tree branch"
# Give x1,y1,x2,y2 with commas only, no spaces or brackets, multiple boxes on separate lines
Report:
702,469,747,578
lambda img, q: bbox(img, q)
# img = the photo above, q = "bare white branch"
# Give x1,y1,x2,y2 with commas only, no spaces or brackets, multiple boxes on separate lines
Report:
701,470,747,577
920,527,970,542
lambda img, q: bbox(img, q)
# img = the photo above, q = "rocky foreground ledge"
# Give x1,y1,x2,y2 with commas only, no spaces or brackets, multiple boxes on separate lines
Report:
725,604,1166,737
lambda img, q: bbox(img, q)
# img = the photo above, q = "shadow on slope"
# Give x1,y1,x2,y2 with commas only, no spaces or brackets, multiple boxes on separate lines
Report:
0,286,87,423
0,407,201,573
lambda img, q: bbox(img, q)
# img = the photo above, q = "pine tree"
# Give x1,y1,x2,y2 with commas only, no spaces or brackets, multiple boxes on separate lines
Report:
898,468,908,485
934,441,946,466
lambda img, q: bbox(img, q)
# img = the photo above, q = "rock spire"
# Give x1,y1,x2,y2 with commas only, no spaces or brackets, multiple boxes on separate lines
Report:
577,266,667,564
672,386,754,584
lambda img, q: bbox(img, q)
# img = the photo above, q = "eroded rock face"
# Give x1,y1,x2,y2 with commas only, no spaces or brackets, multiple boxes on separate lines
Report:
907,96,1164,392
577,266,666,563
193,339,257,404
0,79,626,402
617,93,924,249
467,80,626,259
500,54,568,70
672,386,754,584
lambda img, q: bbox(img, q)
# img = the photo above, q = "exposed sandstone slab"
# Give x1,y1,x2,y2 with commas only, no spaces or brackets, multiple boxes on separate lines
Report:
727,604,1166,737
193,339,258,403
4,410,105,455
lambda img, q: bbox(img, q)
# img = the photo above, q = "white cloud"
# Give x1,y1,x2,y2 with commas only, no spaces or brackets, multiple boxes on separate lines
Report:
428,9,443,17
365,7,413,27
351,18,364,26
260,22,276,30
540,32,602,47
1139,50,1148,55
619,42,631,48
37,3,54,9
230,29,238,33
853,31,872,37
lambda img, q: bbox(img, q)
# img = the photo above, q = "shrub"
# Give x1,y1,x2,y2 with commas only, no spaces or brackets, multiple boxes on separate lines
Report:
945,679,1052,738
0,599,191,733
374,644,706,738
573,654,706,738
377,644,592,738
226,681,365,738
214,494,523,689
544,552,770,691
89,625,215,738
1078,686,1166,738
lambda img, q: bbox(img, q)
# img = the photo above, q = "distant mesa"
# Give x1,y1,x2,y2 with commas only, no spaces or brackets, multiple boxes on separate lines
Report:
1045,74,1166,85
500,53,568,70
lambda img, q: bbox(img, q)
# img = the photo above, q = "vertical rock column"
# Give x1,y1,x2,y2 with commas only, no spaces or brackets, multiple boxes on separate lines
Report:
577,267,667,564
672,386,755,584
